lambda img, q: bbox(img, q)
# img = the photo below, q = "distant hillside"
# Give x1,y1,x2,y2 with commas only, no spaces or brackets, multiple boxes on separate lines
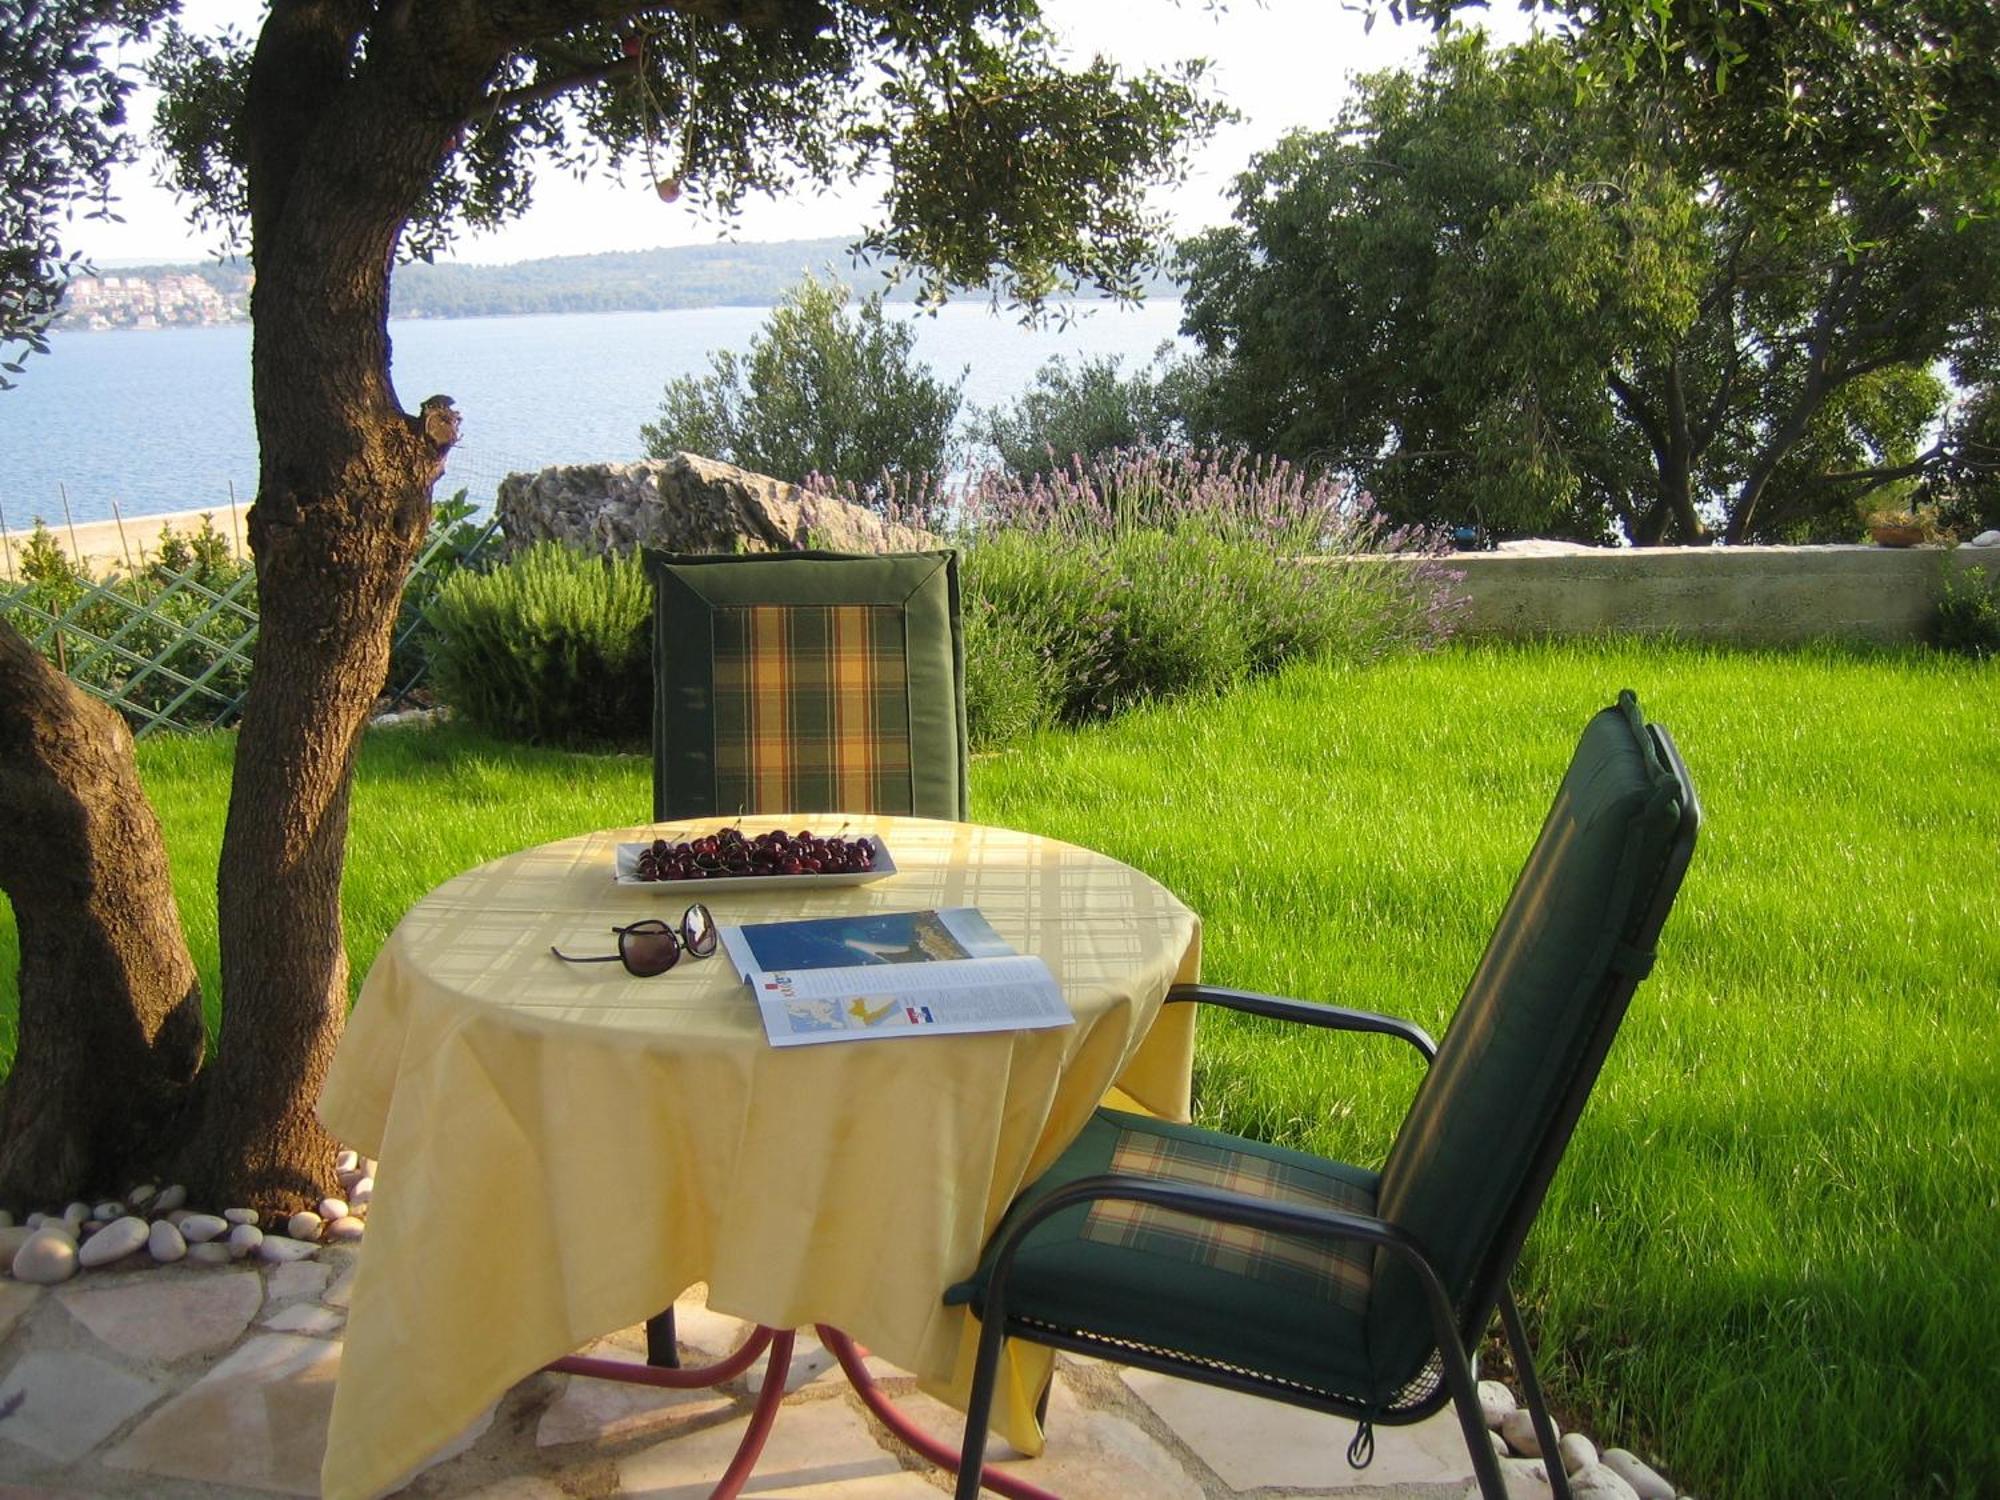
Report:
388,237,894,318
388,238,1180,318
78,238,1182,326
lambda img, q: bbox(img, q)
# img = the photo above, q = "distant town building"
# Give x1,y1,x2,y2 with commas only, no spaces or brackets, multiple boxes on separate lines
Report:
58,270,250,331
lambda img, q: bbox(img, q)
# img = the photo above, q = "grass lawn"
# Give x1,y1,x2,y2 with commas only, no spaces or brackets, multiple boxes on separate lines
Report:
2,637,1994,1497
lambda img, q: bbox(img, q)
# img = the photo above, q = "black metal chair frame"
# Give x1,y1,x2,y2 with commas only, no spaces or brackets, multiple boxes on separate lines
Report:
952,724,1701,1500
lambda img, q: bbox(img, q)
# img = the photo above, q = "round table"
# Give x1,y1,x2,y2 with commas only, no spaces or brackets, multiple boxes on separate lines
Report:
317,815,1202,1500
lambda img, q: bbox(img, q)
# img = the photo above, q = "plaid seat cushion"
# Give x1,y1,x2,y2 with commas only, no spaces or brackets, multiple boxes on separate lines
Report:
648,550,968,821
712,603,913,814
1082,1127,1375,1314
949,1109,1388,1403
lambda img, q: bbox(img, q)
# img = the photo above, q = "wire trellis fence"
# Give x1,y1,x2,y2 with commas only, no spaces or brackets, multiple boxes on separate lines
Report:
0,513,501,737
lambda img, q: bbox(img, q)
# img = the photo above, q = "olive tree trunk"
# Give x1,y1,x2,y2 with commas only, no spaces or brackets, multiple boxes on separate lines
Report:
0,623,206,1207
171,9,472,1209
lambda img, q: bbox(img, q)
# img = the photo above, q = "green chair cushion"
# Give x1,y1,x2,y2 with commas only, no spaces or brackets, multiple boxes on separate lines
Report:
948,1109,1387,1402
1367,693,1687,1379
647,549,968,822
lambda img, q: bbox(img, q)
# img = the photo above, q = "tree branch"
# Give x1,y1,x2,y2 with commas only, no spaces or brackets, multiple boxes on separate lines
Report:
482,55,637,117
470,0,830,43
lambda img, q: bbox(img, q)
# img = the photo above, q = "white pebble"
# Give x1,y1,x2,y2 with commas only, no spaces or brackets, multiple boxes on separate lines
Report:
1600,1450,1675,1500
187,1242,234,1265
126,1183,157,1210
81,1220,107,1236
148,1220,188,1263
179,1213,228,1244
1501,1407,1554,1458
226,1224,263,1258
1571,1462,1642,1499
25,1212,46,1231
335,1149,359,1173
77,1215,149,1268
316,1197,349,1222
11,1229,80,1284
257,1236,318,1264
324,1216,366,1243
349,1177,373,1207
361,1158,377,1180
223,1207,259,1226
336,1169,363,1193
92,1200,124,1221
63,1201,89,1230
1478,1379,1515,1430
152,1184,187,1212
286,1211,323,1241
1559,1432,1599,1476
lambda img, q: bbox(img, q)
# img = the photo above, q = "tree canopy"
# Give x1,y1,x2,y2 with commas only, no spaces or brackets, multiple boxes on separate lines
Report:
146,1,1226,309
0,0,1228,1210
0,1,172,387
1177,28,2000,543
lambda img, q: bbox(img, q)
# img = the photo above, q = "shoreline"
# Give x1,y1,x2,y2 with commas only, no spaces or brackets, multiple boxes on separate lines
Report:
0,504,250,583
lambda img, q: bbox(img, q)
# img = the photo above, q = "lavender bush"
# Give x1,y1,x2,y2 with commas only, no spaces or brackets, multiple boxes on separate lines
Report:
838,447,1466,746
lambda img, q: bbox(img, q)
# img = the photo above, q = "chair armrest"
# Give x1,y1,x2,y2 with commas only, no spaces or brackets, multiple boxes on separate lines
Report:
1165,983,1437,1062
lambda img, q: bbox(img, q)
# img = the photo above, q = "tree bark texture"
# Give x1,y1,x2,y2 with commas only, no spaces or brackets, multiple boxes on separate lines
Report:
180,9,476,1209
0,623,205,1208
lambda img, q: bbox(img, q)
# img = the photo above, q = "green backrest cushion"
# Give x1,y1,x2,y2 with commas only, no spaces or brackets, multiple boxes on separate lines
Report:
647,549,968,822
1366,694,1686,1385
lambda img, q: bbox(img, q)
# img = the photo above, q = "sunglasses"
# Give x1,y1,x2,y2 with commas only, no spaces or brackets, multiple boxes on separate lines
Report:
551,904,718,977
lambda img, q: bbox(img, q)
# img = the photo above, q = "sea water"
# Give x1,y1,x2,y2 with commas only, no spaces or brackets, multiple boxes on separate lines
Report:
0,301,1187,530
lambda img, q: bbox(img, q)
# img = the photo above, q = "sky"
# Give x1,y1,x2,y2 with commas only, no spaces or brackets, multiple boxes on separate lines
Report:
75,0,1540,268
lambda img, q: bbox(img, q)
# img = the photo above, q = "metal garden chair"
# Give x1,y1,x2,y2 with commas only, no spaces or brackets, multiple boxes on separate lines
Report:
946,690,1700,1500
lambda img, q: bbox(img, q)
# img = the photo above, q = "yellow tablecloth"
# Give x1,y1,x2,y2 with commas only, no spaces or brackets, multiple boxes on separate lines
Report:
317,815,1200,1500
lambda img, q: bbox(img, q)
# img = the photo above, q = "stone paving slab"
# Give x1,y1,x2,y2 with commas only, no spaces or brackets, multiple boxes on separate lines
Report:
1124,1368,1485,1495
0,1347,165,1465
58,1272,262,1364
101,1332,342,1494
0,1252,1614,1500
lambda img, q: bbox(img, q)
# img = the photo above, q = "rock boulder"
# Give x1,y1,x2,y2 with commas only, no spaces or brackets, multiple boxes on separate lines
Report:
495,453,935,559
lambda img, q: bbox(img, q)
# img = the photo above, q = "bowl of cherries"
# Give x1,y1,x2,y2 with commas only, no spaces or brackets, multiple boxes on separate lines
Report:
615,826,895,889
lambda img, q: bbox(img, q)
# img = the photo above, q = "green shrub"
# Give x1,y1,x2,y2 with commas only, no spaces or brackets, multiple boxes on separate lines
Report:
385,491,498,701
428,542,651,747
955,447,1465,730
1934,560,2000,659
974,349,1208,480
641,274,964,498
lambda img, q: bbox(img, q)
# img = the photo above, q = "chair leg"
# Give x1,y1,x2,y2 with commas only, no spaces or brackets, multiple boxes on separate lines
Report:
953,1307,1012,1500
1434,1332,1514,1500
646,1305,682,1368
1499,1289,1573,1500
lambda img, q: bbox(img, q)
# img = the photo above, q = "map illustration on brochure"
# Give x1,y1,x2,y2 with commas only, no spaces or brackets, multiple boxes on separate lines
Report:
719,908,1072,1047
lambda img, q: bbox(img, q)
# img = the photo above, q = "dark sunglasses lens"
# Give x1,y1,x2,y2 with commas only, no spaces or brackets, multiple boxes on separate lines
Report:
620,924,680,976
681,903,718,958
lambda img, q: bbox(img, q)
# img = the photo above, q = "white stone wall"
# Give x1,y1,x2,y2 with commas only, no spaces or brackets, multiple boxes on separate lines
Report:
1427,543,1991,645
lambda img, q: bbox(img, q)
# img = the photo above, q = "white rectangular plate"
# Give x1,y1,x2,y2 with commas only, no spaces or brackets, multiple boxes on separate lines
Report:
614,835,896,890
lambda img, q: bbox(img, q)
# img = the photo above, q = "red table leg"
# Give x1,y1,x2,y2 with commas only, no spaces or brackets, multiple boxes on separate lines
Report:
545,1322,776,1388
817,1325,1063,1500
546,1323,797,1500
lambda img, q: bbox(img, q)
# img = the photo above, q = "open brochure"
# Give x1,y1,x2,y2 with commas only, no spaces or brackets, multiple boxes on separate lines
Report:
719,908,1072,1047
